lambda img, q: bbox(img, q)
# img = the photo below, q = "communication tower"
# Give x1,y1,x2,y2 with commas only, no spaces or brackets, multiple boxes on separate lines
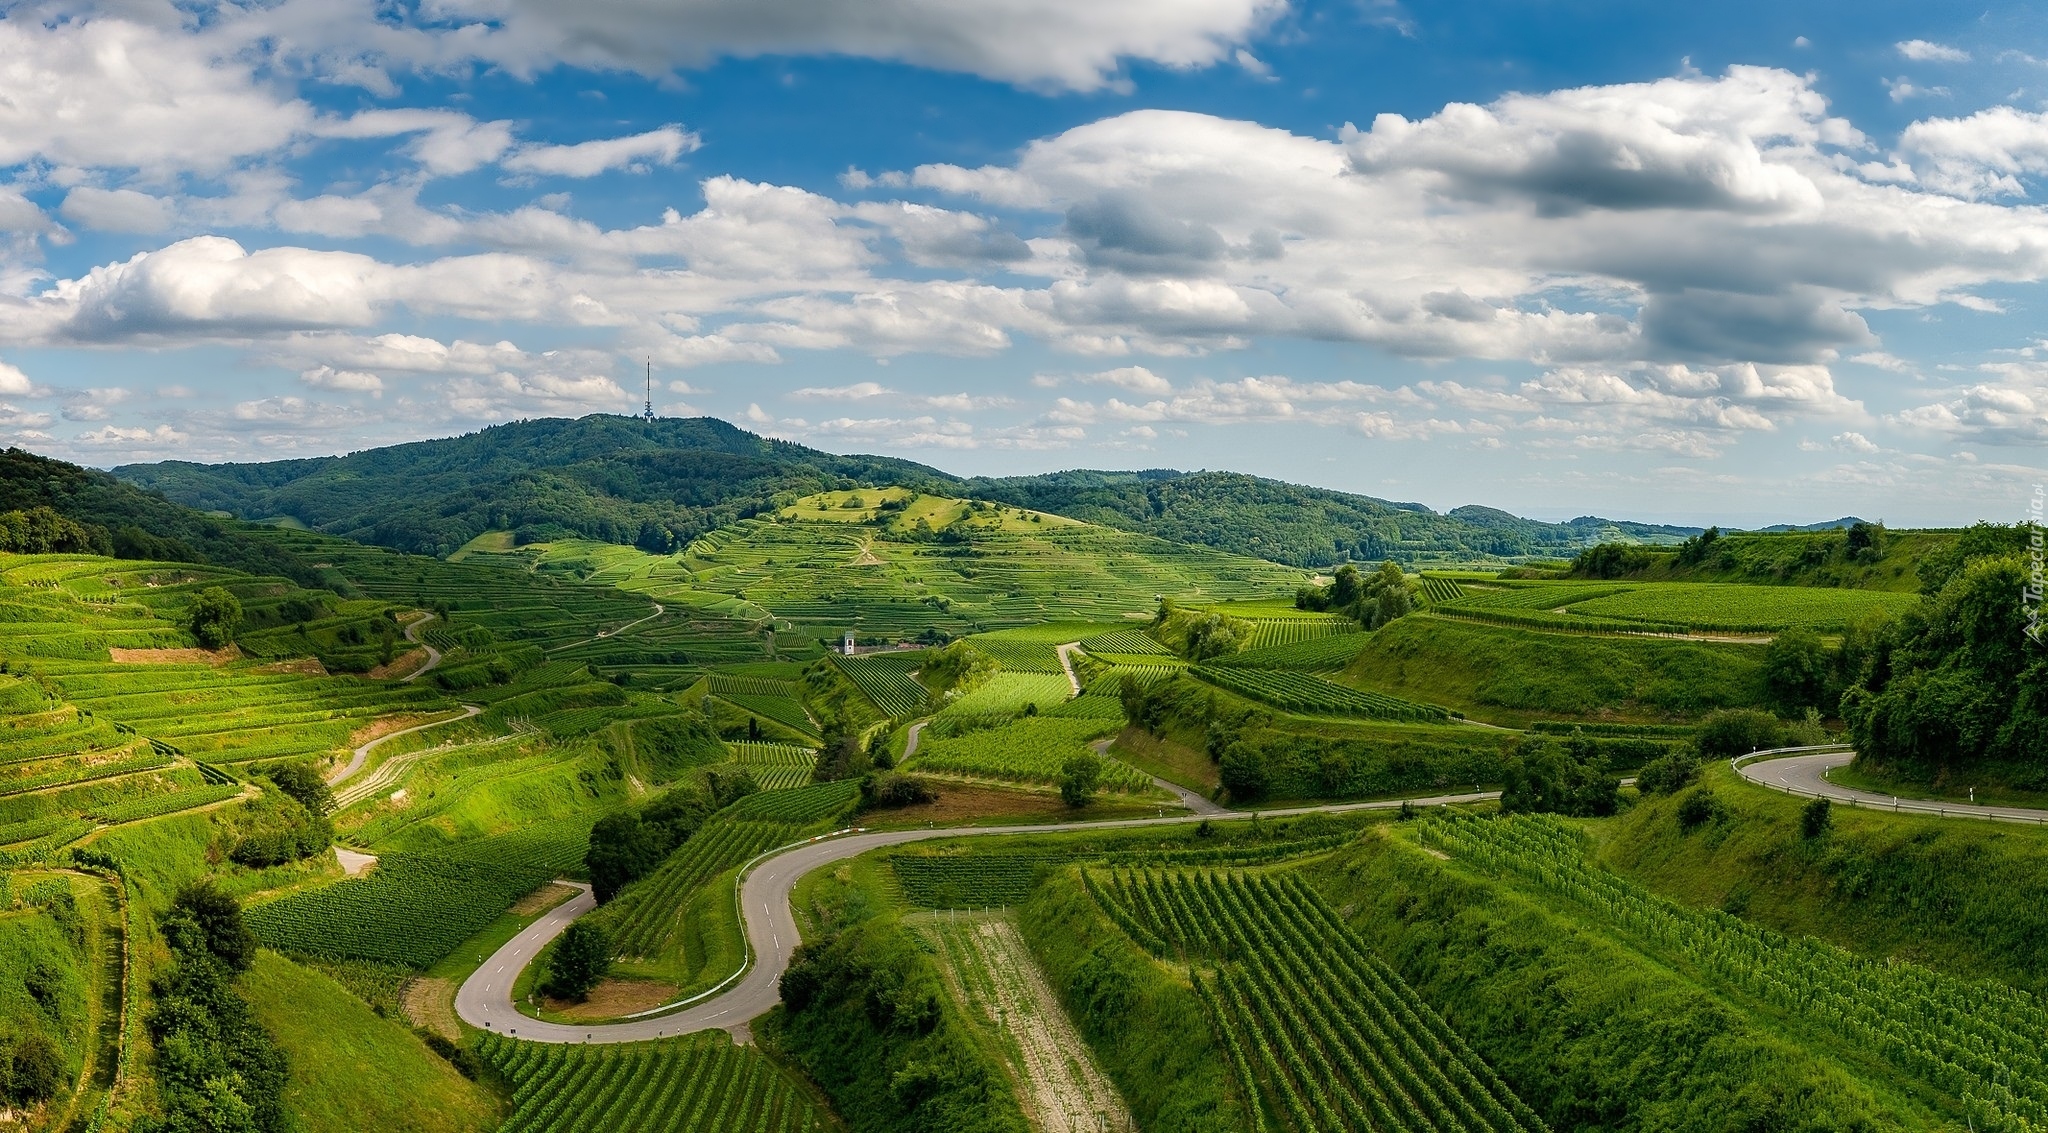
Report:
643,359,656,423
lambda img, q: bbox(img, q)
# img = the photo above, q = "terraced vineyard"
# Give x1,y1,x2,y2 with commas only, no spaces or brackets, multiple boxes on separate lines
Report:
1419,813,2048,1132
905,717,1149,793
830,653,931,717
1437,580,1919,634
730,742,818,791
935,673,1076,724
1206,634,1371,672
478,1033,828,1133
1192,666,1448,722
1246,616,1358,650
1091,868,1547,1133
966,637,1066,673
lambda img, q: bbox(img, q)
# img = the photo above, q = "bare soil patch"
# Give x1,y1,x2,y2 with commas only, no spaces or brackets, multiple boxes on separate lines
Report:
367,648,430,680
509,882,579,917
540,978,679,1020
255,657,328,676
404,978,461,1042
346,713,440,748
109,646,239,665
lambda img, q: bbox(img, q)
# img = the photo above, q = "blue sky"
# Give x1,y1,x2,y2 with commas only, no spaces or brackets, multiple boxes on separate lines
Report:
0,1,2045,527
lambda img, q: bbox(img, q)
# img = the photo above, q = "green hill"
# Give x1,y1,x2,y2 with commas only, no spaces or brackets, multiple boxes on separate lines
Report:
110,413,1699,567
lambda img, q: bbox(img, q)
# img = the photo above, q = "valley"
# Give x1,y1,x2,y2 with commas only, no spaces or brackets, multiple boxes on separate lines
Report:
0,426,2039,1133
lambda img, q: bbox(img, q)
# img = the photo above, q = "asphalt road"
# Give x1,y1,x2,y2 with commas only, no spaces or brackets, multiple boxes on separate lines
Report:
401,613,443,684
1736,748,2048,825
455,787,1500,1043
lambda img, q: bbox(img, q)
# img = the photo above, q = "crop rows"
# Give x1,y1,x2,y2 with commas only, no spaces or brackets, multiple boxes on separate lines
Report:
937,673,1075,722
1193,667,1446,722
1417,577,1466,605
1206,635,1370,672
1246,617,1357,650
719,693,818,739
1428,606,1691,636
906,717,1148,793
1044,693,1126,720
0,751,171,798
596,820,797,957
1079,630,1171,655
831,653,931,717
430,820,594,877
896,833,1366,910
706,675,800,699
86,784,244,825
245,852,557,968
1565,584,1918,632
477,1033,824,1133
1092,868,1546,1133
723,780,860,825
968,638,1066,673
731,743,816,792
1419,813,2048,1132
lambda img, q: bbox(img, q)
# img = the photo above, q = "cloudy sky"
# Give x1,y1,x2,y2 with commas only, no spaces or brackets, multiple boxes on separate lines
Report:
0,0,2045,526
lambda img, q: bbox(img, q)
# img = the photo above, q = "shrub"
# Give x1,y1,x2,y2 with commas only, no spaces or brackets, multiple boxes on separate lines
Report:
0,1030,62,1106
1801,797,1833,839
1677,789,1722,831
860,772,938,809
1696,709,1786,759
1635,749,1702,795
187,586,244,649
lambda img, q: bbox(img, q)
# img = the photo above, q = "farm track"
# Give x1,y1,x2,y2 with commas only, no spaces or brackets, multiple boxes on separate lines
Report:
328,704,482,787
332,728,527,810
543,602,665,653
400,612,443,683
1737,747,2048,824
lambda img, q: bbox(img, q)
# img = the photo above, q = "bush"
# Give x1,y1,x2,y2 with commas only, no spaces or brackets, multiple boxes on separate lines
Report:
1218,744,1269,803
418,1031,479,1079
1695,709,1786,760
1801,797,1833,839
541,921,611,1002
1635,749,1702,795
1676,789,1722,831
860,772,938,809
164,880,258,972
0,1030,62,1106
261,760,335,816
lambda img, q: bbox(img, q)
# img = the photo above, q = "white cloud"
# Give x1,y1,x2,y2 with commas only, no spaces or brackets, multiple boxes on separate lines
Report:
60,189,177,235
0,363,30,396
1079,365,1173,394
1899,106,2048,198
1897,40,1970,63
0,18,311,175
504,126,700,178
72,424,187,447
300,365,385,394
790,381,890,400
1886,78,1950,103
339,0,1286,93
1833,431,1881,453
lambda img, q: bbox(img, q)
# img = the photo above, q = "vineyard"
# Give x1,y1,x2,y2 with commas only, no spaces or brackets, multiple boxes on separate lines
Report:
478,1033,828,1133
1245,616,1358,650
1205,635,1371,672
934,673,1076,724
246,850,560,967
1418,577,1465,605
966,637,1066,673
829,653,930,717
1078,630,1173,656
905,718,1150,793
1089,868,1547,1133
1436,580,1920,634
1192,667,1448,722
730,742,818,791
1419,813,2048,1132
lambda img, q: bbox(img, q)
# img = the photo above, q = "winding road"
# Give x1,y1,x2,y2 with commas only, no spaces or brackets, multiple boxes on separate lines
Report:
327,705,482,787
456,787,1500,1043
1735,747,2048,825
400,612,444,683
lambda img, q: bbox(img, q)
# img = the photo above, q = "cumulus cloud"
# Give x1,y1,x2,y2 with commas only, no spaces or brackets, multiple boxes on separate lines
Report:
1898,107,2048,198
307,0,1286,92
1897,40,1970,63
0,363,31,396
300,365,385,394
504,126,700,178
60,189,178,235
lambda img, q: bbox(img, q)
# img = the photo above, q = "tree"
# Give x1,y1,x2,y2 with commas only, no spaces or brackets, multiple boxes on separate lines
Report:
1676,526,1722,567
1635,748,1701,795
1763,627,1830,715
0,1031,62,1106
188,586,244,649
1695,709,1785,759
1219,744,1269,802
1059,754,1102,808
165,881,259,972
585,812,661,904
542,921,612,1002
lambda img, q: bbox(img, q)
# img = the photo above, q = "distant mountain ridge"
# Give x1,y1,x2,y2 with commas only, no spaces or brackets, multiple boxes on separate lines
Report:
109,413,1705,566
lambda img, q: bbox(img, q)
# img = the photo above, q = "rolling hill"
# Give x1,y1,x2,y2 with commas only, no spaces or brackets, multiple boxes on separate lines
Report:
110,413,1698,567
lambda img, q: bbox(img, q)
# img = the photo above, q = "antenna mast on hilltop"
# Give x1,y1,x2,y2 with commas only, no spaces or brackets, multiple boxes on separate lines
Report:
643,359,655,423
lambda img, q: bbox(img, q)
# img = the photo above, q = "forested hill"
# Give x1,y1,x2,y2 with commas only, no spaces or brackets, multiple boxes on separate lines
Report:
965,469,1698,566
109,413,1695,565
116,416,958,558
0,447,325,583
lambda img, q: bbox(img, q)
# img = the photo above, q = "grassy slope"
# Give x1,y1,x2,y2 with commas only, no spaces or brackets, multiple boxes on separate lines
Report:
1597,763,2048,997
0,878,99,1120
239,951,499,1133
1342,614,1767,724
